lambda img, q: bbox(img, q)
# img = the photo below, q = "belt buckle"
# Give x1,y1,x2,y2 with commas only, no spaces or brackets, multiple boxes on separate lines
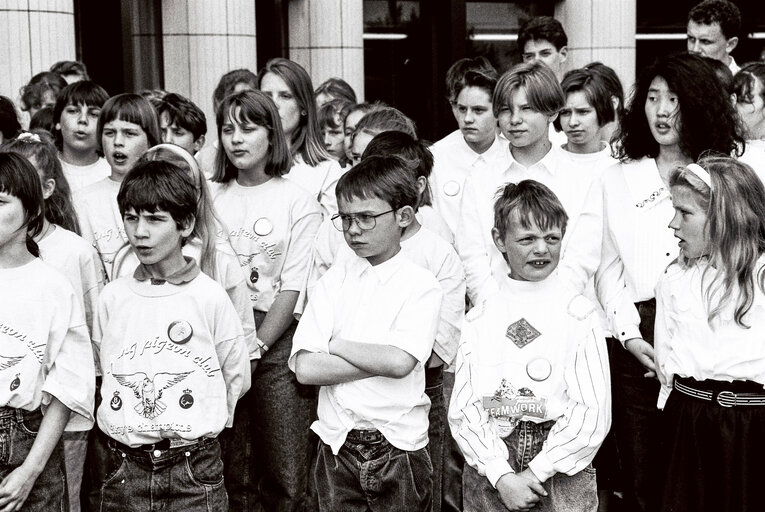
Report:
717,390,736,407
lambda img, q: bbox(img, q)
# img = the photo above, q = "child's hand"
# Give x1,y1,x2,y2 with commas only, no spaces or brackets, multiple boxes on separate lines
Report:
0,463,39,511
625,338,656,378
496,472,547,511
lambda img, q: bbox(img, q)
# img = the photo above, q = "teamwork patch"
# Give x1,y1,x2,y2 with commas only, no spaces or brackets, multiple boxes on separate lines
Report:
482,378,547,423
506,318,541,348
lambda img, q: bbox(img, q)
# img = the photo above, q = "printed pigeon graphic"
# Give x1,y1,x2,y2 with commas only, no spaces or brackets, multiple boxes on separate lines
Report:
237,253,258,267
0,355,24,371
113,371,193,419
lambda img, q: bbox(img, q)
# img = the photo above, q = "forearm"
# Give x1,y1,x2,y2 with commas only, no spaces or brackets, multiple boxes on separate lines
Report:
22,399,70,477
330,339,417,378
258,290,299,348
295,351,373,385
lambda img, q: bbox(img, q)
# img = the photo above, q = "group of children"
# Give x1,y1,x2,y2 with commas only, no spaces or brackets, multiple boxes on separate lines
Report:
1,1,765,511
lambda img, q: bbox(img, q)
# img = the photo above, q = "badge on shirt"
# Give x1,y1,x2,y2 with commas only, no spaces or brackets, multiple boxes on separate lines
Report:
526,358,552,382
253,217,273,236
179,389,194,409
110,391,122,411
506,318,541,348
167,320,193,345
113,371,193,420
443,180,461,197
9,373,20,392
482,378,547,421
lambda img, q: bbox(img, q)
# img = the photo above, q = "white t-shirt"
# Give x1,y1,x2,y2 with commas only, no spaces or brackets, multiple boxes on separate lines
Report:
111,239,258,359
60,157,111,193
39,225,105,370
0,259,95,431
289,251,441,454
449,272,610,486
210,177,322,312
94,266,250,447
74,177,126,280
286,156,345,217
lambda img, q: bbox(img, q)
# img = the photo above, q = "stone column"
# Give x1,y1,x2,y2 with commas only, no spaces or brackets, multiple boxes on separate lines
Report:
0,0,76,120
288,0,364,101
162,0,258,142
555,0,636,93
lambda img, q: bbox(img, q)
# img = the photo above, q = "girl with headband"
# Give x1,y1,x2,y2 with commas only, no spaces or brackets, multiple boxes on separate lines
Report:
655,156,765,512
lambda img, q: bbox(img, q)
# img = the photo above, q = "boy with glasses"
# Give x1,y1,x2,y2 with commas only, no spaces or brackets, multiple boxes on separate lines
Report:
289,155,443,511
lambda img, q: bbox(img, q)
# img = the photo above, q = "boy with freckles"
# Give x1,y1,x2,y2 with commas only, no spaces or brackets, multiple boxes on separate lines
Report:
449,180,610,512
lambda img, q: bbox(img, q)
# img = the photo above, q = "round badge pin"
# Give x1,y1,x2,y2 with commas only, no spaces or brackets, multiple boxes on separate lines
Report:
443,180,461,197
526,358,552,382
167,320,193,344
253,217,273,236
179,390,194,409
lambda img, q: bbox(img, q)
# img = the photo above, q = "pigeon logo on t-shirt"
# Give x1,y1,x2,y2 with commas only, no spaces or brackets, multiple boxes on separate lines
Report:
113,371,193,419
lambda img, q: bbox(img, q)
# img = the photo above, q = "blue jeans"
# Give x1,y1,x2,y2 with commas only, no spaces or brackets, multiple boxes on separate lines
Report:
249,312,317,512
91,437,227,512
442,370,463,512
0,408,67,511
426,365,444,512
463,421,598,512
314,435,433,511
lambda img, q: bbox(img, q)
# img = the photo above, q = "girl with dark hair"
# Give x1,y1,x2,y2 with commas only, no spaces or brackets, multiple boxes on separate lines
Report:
2,130,104,512
259,58,344,215
595,52,743,512
0,151,95,511
210,89,322,511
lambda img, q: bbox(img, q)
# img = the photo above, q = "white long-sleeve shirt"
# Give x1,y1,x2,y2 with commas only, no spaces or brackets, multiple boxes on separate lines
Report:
655,256,765,408
289,251,442,454
456,144,603,305
594,158,678,343
449,272,610,486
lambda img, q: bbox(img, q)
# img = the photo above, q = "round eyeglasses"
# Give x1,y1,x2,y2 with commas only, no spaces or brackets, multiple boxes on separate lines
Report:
330,209,395,231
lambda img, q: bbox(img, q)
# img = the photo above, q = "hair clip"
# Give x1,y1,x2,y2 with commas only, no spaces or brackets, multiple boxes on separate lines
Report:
686,163,712,189
16,132,41,143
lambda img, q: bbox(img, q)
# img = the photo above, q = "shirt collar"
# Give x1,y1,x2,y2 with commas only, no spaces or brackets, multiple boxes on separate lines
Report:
351,249,405,284
506,143,559,176
133,256,200,285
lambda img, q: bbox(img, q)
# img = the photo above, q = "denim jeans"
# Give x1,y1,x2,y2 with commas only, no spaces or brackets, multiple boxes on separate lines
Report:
463,421,598,512
91,437,227,512
0,407,68,512
314,435,433,511
425,365,444,512
63,429,88,512
250,311,317,512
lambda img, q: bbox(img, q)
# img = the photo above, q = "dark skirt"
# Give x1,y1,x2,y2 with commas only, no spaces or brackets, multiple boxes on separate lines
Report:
660,377,765,512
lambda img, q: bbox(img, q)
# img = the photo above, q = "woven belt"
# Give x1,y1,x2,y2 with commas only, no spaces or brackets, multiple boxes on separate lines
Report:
345,429,385,444
674,379,765,407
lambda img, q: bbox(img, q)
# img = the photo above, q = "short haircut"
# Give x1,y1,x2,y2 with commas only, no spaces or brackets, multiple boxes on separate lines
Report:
353,107,417,141
157,92,207,140
53,80,110,149
493,61,565,117
583,62,625,119
362,131,434,207
0,96,21,140
213,90,292,182
518,16,568,53
493,179,568,239
315,77,357,104
553,68,615,131
98,93,162,149
117,159,197,230
318,98,353,130
456,69,500,103
336,155,419,211
139,89,168,112
0,151,44,255
213,69,258,111
733,62,765,106
50,60,89,80
688,0,741,39
445,57,498,102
